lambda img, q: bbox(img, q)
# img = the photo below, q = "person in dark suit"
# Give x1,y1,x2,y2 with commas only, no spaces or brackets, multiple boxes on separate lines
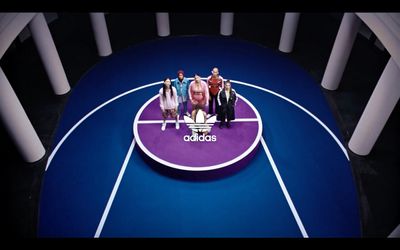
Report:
217,80,237,128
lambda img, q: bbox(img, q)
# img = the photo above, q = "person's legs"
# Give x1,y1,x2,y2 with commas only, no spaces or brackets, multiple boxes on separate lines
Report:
208,94,215,114
177,102,183,116
219,112,225,128
161,110,167,131
227,106,233,128
215,99,220,115
213,94,217,114
191,103,197,118
176,117,180,129
171,109,179,129
183,101,189,115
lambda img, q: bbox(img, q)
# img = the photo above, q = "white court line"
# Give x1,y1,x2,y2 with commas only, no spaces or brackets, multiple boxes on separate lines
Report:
94,138,136,238
137,118,259,124
133,93,263,171
45,78,336,237
231,80,349,160
46,78,349,171
45,81,162,171
260,137,309,238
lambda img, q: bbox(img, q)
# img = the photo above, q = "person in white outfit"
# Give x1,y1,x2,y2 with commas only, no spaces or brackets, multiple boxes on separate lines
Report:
159,78,179,131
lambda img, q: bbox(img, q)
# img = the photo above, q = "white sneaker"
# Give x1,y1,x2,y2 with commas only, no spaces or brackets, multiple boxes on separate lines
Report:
175,121,180,129
161,122,166,131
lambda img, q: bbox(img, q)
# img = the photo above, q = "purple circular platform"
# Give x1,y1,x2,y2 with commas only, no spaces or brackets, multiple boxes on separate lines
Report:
133,94,262,173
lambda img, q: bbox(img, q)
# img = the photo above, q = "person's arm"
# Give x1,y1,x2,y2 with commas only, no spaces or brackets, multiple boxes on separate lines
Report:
233,89,238,106
159,90,165,111
204,81,209,105
206,76,211,89
188,82,193,103
173,87,178,110
184,78,189,98
217,90,222,106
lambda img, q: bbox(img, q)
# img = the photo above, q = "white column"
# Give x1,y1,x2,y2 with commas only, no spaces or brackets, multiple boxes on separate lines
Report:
220,13,234,36
89,13,112,57
156,13,170,37
278,13,300,53
389,223,400,238
29,13,70,95
348,58,400,156
321,13,361,90
0,67,46,163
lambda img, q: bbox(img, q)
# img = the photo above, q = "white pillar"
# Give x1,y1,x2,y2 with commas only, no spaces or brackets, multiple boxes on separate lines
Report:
220,13,234,36
156,13,170,37
321,13,361,90
388,223,400,238
278,13,300,53
348,58,400,156
89,13,112,57
0,67,46,163
29,13,70,95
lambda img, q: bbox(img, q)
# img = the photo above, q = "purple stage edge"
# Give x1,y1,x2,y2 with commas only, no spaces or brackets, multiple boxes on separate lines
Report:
136,141,261,181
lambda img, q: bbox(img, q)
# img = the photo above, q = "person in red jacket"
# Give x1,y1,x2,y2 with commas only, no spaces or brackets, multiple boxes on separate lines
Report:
207,67,224,114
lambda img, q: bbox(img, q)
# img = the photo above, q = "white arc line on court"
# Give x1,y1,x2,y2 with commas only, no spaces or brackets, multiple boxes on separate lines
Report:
231,80,349,160
260,137,309,238
46,78,349,171
133,93,262,172
45,81,162,171
137,118,259,124
94,138,136,238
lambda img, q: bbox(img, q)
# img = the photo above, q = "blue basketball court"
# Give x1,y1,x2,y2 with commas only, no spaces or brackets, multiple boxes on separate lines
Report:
37,36,361,237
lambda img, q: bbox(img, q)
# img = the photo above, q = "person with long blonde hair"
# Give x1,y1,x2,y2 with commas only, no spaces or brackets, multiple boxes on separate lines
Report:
217,80,237,128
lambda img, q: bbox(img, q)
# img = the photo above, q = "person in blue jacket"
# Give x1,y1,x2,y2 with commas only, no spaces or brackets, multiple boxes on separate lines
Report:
172,70,190,117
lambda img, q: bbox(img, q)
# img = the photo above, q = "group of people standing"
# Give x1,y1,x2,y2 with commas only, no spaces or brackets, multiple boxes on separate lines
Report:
159,67,237,131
